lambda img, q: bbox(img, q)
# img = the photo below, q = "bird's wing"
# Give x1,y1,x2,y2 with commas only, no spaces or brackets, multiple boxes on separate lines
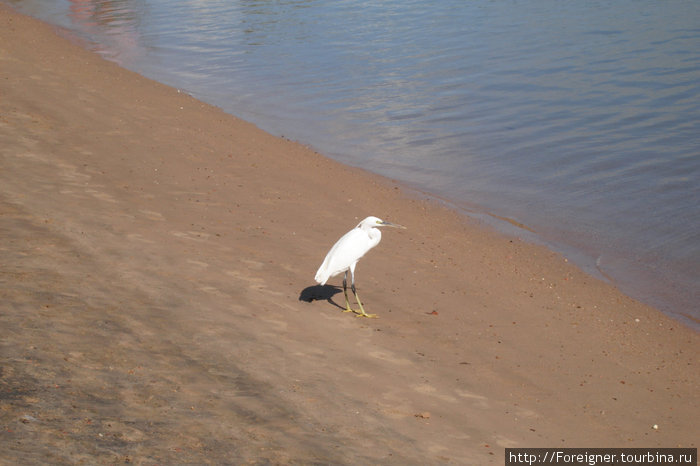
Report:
315,228,374,285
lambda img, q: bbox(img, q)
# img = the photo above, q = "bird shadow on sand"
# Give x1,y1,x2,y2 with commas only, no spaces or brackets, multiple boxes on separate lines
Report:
299,285,345,310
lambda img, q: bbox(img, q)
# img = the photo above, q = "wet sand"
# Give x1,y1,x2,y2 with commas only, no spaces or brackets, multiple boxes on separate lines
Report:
1,5,697,464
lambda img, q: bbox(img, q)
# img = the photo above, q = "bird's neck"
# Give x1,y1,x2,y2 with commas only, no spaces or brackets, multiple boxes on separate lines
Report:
367,228,382,243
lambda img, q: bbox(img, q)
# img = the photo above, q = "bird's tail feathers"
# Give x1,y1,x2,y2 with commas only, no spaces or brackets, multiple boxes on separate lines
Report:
314,269,329,286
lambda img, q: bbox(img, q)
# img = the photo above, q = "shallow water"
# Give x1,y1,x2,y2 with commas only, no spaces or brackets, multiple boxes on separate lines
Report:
7,0,700,327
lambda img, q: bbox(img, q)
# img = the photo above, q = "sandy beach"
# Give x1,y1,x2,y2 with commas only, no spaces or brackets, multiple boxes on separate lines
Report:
1,5,698,464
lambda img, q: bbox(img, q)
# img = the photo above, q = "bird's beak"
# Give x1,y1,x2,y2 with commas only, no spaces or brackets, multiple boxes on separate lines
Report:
381,221,406,229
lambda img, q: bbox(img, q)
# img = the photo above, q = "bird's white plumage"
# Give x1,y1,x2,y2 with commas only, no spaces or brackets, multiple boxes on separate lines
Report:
315,217,383,285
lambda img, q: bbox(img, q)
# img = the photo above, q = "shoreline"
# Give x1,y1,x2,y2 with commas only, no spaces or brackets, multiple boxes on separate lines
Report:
392,182,699,331
1,4,698,464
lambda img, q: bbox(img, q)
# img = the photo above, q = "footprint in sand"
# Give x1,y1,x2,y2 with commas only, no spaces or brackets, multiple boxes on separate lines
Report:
455,389,490,409
198,285,231,298
85,188,117,203
225,267,284,298
56,162,91,185
171,230,210,241
138,209,165,221
126,233,155,244
186,259,209,268
367,350,413,367
412,383,458,403
494,434,519,448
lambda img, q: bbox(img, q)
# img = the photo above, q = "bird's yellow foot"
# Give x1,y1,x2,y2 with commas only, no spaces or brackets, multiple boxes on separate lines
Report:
342,308,377,318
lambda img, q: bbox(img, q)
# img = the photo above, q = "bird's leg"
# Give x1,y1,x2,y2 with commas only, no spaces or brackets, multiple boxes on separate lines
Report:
342,271,355,313
351,283,377,318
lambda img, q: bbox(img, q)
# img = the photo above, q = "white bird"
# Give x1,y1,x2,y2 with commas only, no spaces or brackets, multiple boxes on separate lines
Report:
315,216,405,318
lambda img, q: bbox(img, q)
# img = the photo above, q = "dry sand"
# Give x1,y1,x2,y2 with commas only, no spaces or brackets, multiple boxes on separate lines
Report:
1,5,698,464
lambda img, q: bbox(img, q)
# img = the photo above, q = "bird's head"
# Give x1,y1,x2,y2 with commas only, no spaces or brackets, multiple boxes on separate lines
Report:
357,216,406,230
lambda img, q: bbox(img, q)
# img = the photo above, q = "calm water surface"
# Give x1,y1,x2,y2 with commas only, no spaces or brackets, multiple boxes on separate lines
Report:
8,0,700,327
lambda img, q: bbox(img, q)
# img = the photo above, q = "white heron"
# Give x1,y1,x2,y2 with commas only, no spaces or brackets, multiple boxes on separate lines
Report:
315,216,405,318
